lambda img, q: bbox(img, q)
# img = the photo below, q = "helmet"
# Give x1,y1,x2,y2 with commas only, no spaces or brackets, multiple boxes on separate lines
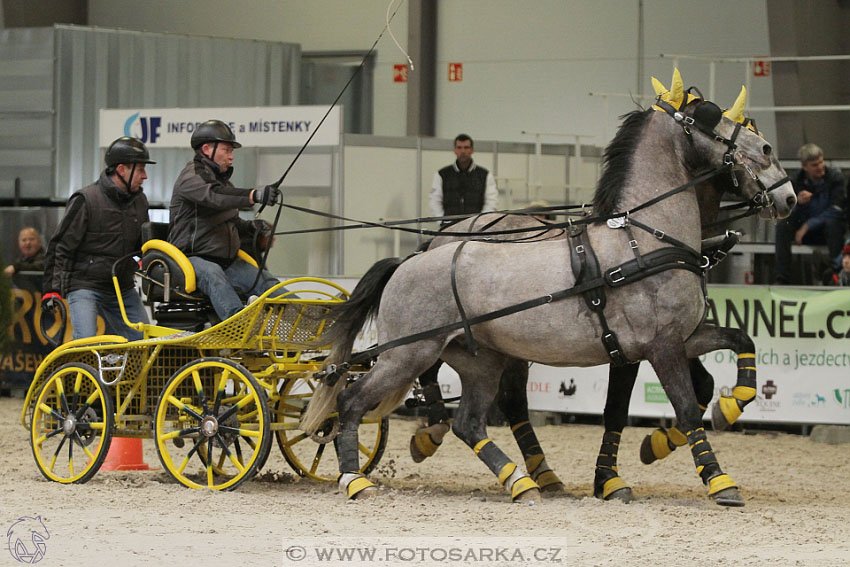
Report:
105,137,156,168
190,120,242,149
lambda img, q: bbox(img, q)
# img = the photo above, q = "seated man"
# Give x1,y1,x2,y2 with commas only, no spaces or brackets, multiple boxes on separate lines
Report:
168,120,282,321
774,143,846,284
4,227,45,278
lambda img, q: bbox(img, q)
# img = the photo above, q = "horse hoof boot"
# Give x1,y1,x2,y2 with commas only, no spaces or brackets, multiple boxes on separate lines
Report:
409,423,450,463
710,486,744,507
595,474,632,503
339,472,377,501
531,468,564,492
710,402,733,431
513,487,541,505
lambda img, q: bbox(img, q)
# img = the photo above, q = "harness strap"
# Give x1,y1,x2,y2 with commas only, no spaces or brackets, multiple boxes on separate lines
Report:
450,241,478,355
568,228,628,366
605,247,704,287
347,276,607,366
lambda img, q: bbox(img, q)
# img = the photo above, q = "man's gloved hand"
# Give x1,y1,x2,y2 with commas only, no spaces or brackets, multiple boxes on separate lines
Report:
41,292,63,313
256,184,282,207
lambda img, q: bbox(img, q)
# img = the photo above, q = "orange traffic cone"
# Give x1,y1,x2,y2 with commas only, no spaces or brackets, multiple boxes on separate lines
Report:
101,437,151,471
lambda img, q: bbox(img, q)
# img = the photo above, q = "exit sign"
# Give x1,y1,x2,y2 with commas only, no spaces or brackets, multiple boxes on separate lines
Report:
448,62,463,82
393,64,408,83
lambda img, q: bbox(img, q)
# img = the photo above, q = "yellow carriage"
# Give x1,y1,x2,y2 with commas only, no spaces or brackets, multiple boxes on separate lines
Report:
21,238,387,490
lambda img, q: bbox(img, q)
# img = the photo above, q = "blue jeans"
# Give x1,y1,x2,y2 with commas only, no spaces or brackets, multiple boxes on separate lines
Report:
67,287,149,341
189,256,283,321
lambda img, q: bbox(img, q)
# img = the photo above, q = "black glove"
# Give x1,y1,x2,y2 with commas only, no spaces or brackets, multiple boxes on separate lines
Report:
252,219,273,237
256,184,281,207
41,292,63,312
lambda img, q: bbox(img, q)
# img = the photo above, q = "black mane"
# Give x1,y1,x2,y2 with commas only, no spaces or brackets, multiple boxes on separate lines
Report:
592,109,652,217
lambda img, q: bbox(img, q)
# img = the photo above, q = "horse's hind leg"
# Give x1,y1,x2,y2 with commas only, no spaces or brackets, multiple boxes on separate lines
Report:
594,363,638,502
495,358,564,492
336,343,443,500
639,358,714,464
646,331,744,507
684,325,757,431
442,346,540,503
409,361,451,463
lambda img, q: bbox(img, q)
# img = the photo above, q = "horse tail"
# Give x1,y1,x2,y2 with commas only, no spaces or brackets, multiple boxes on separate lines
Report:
301,256,406,435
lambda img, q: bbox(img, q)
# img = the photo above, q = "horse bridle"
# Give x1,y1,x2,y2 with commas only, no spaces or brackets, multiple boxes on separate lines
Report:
654,95,790,219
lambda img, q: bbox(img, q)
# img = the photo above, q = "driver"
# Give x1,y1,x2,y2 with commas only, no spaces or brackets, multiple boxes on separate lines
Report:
42,137,154,341
168,119,283,321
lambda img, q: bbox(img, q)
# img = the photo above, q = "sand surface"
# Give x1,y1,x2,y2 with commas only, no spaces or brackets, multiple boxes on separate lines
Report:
2,396,848,566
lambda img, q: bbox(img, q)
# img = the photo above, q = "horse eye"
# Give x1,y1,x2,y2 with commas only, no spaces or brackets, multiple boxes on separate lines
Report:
763,145,772,156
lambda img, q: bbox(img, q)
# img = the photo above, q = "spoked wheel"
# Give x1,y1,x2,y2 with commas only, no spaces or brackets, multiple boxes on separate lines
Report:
30,363,114,484
154,358,271,490
274,374,388,481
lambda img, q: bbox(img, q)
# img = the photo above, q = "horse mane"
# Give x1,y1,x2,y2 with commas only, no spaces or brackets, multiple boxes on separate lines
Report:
592,109,652,217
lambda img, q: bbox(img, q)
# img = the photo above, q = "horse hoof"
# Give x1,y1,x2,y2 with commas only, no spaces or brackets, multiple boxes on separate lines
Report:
639,434,658,464
539,481,564,493
513,488,541,505
604,486,633,504
710,487,745,507
351,486,378,500
710,403,732,431
409,435,427,463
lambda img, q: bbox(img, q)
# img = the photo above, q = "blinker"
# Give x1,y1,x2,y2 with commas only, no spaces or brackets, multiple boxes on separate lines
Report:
693,101,722,130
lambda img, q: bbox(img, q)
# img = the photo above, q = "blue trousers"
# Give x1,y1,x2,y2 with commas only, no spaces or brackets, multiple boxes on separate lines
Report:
188,256,283,321
67,287,149,341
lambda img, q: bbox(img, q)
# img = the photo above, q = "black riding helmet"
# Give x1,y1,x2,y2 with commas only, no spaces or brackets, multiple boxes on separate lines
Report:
105,136,156,169
191,120,242,149
105,136,155,192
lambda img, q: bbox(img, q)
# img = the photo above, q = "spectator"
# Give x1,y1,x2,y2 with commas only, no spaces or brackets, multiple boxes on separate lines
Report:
4,227,45,277
828,244,850,287
168,119,283,321
774,143,846,284
42,137,154,341
429,134,498,227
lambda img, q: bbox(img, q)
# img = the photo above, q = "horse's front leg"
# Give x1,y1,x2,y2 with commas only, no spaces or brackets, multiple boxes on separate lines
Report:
684,324,757,430
495,358,564,492
594,362,639,502
639,358,714,464
647,331,744,507
442,346,540,503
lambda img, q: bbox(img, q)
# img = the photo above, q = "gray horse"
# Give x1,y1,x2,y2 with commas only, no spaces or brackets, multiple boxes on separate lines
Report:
303,71,796,506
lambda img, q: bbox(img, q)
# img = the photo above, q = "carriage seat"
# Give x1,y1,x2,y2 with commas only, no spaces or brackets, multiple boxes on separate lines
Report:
140,222,259,330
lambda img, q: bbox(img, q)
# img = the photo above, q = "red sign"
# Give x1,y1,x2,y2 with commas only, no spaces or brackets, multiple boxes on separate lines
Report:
393,64,408,83
448,62,463,82
753,59,771,77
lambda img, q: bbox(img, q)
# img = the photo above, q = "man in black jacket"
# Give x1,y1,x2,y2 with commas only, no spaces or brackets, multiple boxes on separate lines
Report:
429,133,498,227
42,137,154,340
168,120,281,321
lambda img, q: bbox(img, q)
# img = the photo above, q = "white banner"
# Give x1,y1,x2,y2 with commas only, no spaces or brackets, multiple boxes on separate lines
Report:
98,106,341,148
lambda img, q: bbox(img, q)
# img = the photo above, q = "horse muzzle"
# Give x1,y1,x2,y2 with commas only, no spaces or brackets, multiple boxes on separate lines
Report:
758,182,796,220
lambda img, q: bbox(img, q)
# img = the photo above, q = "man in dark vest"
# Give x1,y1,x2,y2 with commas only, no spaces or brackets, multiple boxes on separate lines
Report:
429,133,498,227
42,137,154,341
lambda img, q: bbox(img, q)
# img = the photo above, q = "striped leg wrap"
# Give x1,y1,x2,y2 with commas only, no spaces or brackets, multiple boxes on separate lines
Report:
338,472,376,500
525,453,562,490
712,354,757,430
687,428,721,484
595,430,621,472
594,431,630,499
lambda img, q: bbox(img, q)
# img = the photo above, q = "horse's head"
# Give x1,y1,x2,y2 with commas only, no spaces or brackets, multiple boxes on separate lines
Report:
652,69,796,221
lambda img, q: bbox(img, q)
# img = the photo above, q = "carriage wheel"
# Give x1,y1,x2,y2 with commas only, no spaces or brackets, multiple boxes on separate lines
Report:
154,358,271,490
274,375,389,482
30,363,114,484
